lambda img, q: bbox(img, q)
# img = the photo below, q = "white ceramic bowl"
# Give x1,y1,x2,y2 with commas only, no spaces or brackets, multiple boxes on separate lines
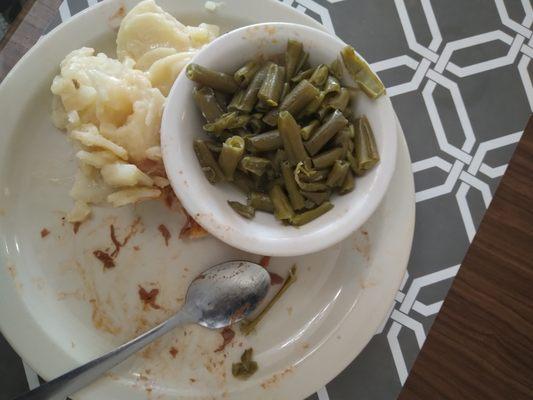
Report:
162,22,397,256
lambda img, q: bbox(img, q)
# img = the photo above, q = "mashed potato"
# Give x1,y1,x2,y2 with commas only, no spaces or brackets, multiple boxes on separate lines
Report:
51,0,219,222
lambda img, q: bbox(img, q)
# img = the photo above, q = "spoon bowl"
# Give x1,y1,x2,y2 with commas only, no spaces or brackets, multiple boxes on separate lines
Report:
186,261,271,329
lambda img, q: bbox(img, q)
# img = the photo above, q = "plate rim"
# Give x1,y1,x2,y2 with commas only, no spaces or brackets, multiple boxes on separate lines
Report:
0,1,415,399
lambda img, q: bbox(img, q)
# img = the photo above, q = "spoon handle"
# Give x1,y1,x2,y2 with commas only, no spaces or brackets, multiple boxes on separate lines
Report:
14,309,196,400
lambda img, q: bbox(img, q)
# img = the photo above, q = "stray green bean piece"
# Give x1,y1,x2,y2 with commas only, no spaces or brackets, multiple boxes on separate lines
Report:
228,201,255,219
290,201,334,226
309,64,329,87
312,147,345,169
278,111,309,166
258,64,285,107
281,161,306,210
301,120,320,141
186,63,238,94
301,190,331,205
193,139,225,183
241,265,297,335
326,160,349,187
304,109,348,156
269,184,295,220
339,170,355,194
218,136,245,181
285,39,304,80
354,116,380,171
192,86,224,123
231,348,258,378
234,59,261,87
322,87,350,112
341,46,385,99
239,156,271,176
248,191,274,213
324,75,341,95
233,170,255,194
245,130,282,152
204,112,251,134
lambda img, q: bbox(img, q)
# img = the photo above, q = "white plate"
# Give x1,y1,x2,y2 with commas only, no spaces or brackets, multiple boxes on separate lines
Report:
0,1,415,399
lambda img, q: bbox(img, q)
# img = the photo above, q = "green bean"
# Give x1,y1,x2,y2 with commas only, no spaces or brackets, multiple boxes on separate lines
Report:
248,191,274,213
322,87,350,112
213,90,229,111
205,141,223,154
329,58,343,80
269,184,294,220
280,82,291,102
204,112,251,134
193,139,225,183
285,39,304,80
346,151,362,176
186,63,238,93
255,99,270,112
245,129,282,152
239,156,271,176
354,116,379,171
290,201,334,226
281,161,305,210
291,67,314,83
228,90,245,112
272,148,287,175
246,115,264,135
233,170,255,194
278,111,309,165
300,120,320,141
258,64,285,107
324,75,341,95
218,136,245,181
304,109,348,156
192,86,224,123
294,162,328,192
301,190,331,205
339,170,355,194
300,168,330,182
228,201,255,219
311,147,345,169
299,91,326,118
236,63,269,113
309,64,329,88
263,80,320,126
295,51,309,75
341,46,385,99
326,160,349,187
234,59,261,87
304,199,315,209
333,126,354,155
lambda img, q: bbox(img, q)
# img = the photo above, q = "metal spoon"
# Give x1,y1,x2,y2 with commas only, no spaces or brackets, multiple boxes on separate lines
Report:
15,261,270,400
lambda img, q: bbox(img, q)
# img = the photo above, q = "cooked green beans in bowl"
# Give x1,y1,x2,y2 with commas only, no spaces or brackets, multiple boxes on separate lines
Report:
161,22,399,256
185,41,383,226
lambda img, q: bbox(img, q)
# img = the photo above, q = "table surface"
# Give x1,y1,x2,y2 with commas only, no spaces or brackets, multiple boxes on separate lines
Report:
1,1,532,399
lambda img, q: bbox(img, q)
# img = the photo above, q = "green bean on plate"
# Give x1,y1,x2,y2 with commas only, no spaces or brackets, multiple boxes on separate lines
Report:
185,42,385,226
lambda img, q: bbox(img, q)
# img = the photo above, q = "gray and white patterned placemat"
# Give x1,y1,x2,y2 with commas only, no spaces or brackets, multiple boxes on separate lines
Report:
1,0,532,399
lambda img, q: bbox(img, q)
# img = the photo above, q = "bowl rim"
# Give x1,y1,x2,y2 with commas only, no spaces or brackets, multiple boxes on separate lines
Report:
161,22,398,256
